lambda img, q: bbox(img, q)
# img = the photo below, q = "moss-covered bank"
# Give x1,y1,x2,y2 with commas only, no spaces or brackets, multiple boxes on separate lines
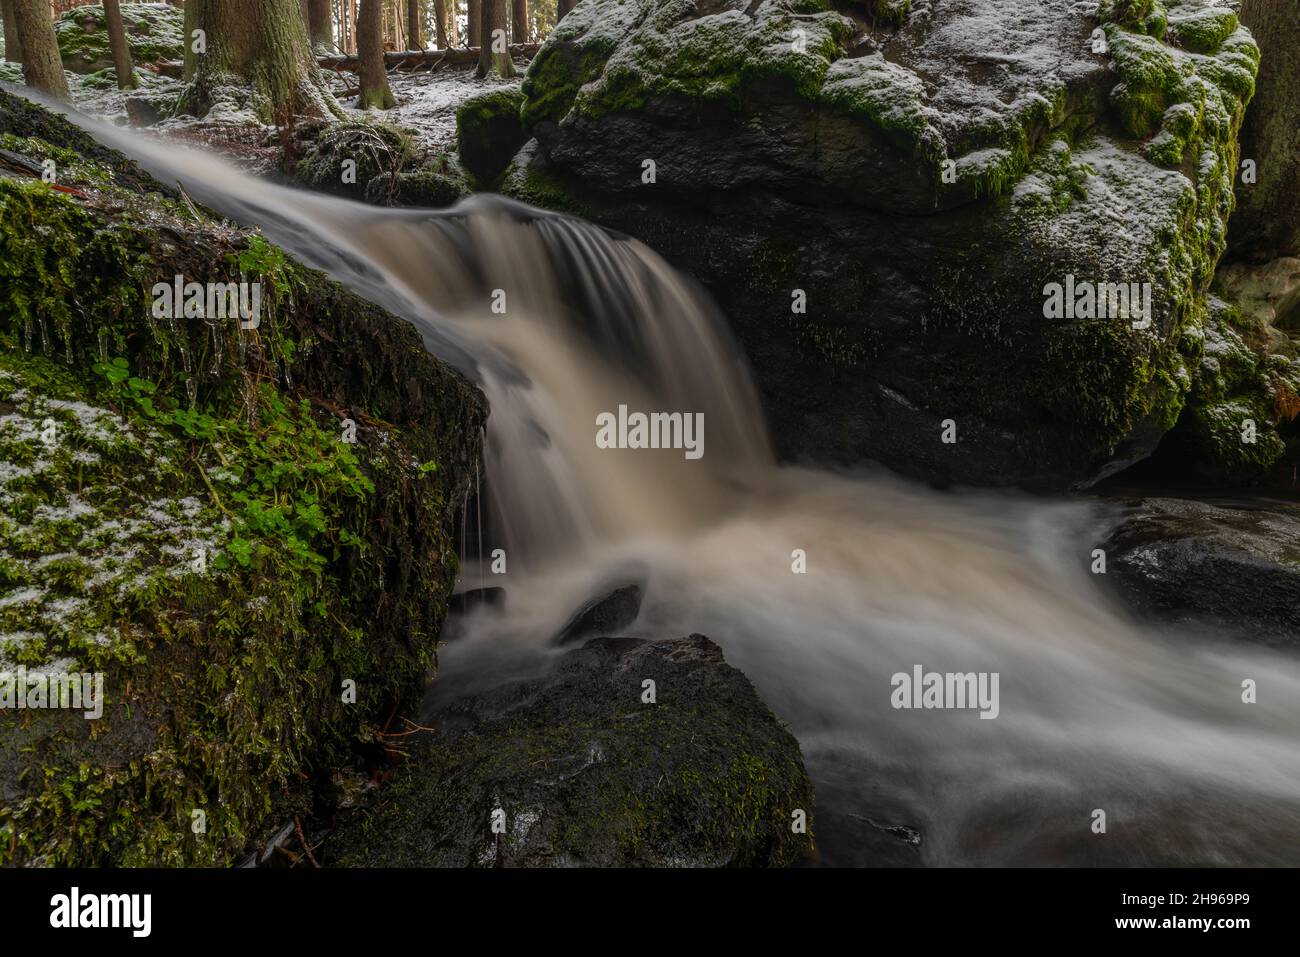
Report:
0,90,485,865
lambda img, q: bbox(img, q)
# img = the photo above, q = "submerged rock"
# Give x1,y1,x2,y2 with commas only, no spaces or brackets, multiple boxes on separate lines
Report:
328,633,814,866
510,0,1262,489
0,90,486,865
1102,496,1300,644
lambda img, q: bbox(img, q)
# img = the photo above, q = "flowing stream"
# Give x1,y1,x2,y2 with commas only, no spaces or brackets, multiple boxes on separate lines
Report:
44,100,1300,865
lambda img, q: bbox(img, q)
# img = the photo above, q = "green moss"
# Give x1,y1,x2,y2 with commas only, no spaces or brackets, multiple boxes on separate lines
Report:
456,89,527,185
54,2,185,74
1167,6,1238,54
1167,298,1297,480
0,99,485,865
522,43,621,128
292,119,417,199
372,156,471,208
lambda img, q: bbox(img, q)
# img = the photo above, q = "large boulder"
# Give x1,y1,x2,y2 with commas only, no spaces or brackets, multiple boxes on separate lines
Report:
510,0,1261,489
55,2,185,75
0,91,486,865
327,634,815,866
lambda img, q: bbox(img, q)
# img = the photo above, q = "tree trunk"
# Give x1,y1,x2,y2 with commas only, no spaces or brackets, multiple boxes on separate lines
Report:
1,0,23,63
10,0,68,99
407,0,421,49
103,0,138,90
180,0,342,123
307,0,333,49
476,0,511,78
467,0,479,47
510,0,525,43
432,0,447,48
446,0,457,46
1229,0,1300,262
357,0,394,108
557,0,574,20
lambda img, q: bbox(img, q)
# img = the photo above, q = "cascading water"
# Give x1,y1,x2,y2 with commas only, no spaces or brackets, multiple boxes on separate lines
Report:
46,101,1300,865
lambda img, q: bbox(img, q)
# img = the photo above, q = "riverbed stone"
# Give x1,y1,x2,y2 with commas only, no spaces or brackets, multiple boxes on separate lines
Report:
327,633,816,866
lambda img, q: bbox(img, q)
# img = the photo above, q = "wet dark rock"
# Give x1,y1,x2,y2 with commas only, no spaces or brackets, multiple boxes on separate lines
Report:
327,634,815,867
1101,497,1300,645
552,583,642,645
456,586,507,609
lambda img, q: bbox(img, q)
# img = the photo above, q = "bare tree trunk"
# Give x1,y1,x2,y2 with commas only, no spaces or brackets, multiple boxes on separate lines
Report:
1,0,23,63
446,0,457,46
180,0,342,122
407,0,421,49
432,0,447,48
11,0,68,99
467,0,479,47
510,0,525,44
357,0,394,107
476,0,511,78
307,0,333,48
103,0,138,90
557,0,574,20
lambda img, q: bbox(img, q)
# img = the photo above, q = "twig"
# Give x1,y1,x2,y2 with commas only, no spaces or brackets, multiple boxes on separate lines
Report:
294,815,321,869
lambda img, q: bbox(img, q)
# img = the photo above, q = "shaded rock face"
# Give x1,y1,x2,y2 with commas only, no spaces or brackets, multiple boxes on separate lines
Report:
1228,0,1300,263
1102,497,1300,644
456,88,528,185
513,0,1259,489
0,91,486,865
328,634,815,867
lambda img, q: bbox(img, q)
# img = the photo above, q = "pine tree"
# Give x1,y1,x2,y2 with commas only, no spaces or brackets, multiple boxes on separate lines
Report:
10,0,68,100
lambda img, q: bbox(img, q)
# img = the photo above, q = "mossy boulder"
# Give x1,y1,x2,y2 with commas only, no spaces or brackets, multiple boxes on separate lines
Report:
365,154,472,209
327,634,815,867
290,119,418,200
455,89,527,186
1155,296,1299,482
55,2,185,75
511,0,1259,489
0,90,486,865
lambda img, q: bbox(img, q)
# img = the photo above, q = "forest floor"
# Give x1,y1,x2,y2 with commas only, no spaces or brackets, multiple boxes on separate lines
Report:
59,62,527,172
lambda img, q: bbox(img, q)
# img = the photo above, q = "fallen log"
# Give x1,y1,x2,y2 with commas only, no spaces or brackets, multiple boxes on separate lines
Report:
155,43,541,82
317,44,541,74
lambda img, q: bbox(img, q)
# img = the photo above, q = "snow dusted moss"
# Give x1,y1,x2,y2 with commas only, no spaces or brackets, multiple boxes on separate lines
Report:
0,354,229,672
1165,297,1300,480
0,93,486,865
55,2,185,75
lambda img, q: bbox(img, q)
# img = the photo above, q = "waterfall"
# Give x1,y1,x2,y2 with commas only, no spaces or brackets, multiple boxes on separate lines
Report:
35,98,1300,866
